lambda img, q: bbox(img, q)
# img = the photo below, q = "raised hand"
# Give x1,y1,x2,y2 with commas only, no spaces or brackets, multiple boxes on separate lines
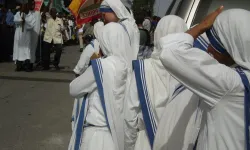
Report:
186,6,224,39
199,6,224,32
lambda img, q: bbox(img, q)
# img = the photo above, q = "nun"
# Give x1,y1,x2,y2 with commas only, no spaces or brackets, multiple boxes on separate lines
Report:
70,21,104,132
99,0,140,59
124,15,206,150
68,23,134,150
160,7,250,150
73,21,104,76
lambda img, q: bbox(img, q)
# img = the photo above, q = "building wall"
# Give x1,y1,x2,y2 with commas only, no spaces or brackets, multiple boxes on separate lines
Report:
192,0,250,25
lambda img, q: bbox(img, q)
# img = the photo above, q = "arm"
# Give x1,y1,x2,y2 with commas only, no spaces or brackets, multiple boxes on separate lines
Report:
73,45,93,75
25,12,36,30
69,66,97,98
14,12,23,24
124,75,140,150
159,33,240,107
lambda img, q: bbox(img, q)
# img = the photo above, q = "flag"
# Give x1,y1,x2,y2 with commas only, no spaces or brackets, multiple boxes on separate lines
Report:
34,0,44,11
69,0,103,26
68,0,83,17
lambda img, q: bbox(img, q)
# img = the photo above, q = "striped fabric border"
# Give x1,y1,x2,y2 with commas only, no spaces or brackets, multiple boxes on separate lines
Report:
119,22,131,45
236,67,250,150
206,26,228,54
193,36,209,51
172,84,186,100
133,60,157,148
91,59,110,130
74,94,88,150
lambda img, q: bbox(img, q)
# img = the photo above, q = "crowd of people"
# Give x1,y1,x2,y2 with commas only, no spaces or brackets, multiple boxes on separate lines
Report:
68,0,250,150
0,0,79,71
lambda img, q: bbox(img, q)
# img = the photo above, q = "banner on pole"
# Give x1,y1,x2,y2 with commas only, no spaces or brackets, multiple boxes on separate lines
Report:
69,0,103,25
34,0,44,11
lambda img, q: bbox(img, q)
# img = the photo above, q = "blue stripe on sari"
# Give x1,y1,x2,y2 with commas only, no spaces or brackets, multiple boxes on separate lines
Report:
74,94,88,150
236,67,250,150
91,59,110,130
133,60,157,148
172,84,186,100
206,27,228,54
194,36,209,51
119,22,131,45
90,41,95,48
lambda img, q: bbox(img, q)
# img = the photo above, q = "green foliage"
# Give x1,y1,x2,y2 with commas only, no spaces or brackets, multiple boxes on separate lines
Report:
132,0,155,17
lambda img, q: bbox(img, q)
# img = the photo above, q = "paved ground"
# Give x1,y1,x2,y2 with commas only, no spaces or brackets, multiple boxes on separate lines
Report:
0,45,81,150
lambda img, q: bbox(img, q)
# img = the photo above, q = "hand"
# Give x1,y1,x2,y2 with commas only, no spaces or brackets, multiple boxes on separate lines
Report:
186,6,224,39
199,6,224,32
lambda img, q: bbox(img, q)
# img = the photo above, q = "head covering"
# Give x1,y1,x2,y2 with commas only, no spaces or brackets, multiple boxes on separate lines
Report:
93,21,104,41
100,22,133,68
100,0,131,20
151,15,188,59
211,9,250,70
98,22,133,150
100,0,139,61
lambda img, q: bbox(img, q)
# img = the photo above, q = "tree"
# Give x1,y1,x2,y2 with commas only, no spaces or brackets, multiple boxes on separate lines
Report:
132,0,155,17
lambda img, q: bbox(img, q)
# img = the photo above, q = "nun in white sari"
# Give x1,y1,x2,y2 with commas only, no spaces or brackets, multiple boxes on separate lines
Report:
100,0,140,58
159,9,250,150
71,22,104,131
124,15,209,150
73,22,104,75
69,22,134,150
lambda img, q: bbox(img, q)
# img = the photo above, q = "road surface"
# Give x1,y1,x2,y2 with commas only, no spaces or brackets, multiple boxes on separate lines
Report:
0,45,81,150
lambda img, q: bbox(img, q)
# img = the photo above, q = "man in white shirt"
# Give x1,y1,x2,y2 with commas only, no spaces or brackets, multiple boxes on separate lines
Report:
43,8,64,70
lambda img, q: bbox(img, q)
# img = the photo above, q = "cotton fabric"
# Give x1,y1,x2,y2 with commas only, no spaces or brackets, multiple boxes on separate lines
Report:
13,11,35,61
159,9,250,150
124,15,190,150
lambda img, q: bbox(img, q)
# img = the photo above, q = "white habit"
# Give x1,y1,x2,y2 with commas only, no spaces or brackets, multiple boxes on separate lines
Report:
124,16,196,150
71,22,104,130
73,22,104,75
101,0,140,59
30,11,41,63
159,9,250,150
13,11,35,62
69,23,134,150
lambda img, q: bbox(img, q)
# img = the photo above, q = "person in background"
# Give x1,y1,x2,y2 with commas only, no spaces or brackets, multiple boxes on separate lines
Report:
43,8,64,70
68,16,73,40
70,22,104,131
6,9,14,26
13,2,35,72
78,23,85,52
142,14,151,32
82,19,97,42
29,0,40,70
5,9,15,61
136,15,151,59
74,22,104,76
